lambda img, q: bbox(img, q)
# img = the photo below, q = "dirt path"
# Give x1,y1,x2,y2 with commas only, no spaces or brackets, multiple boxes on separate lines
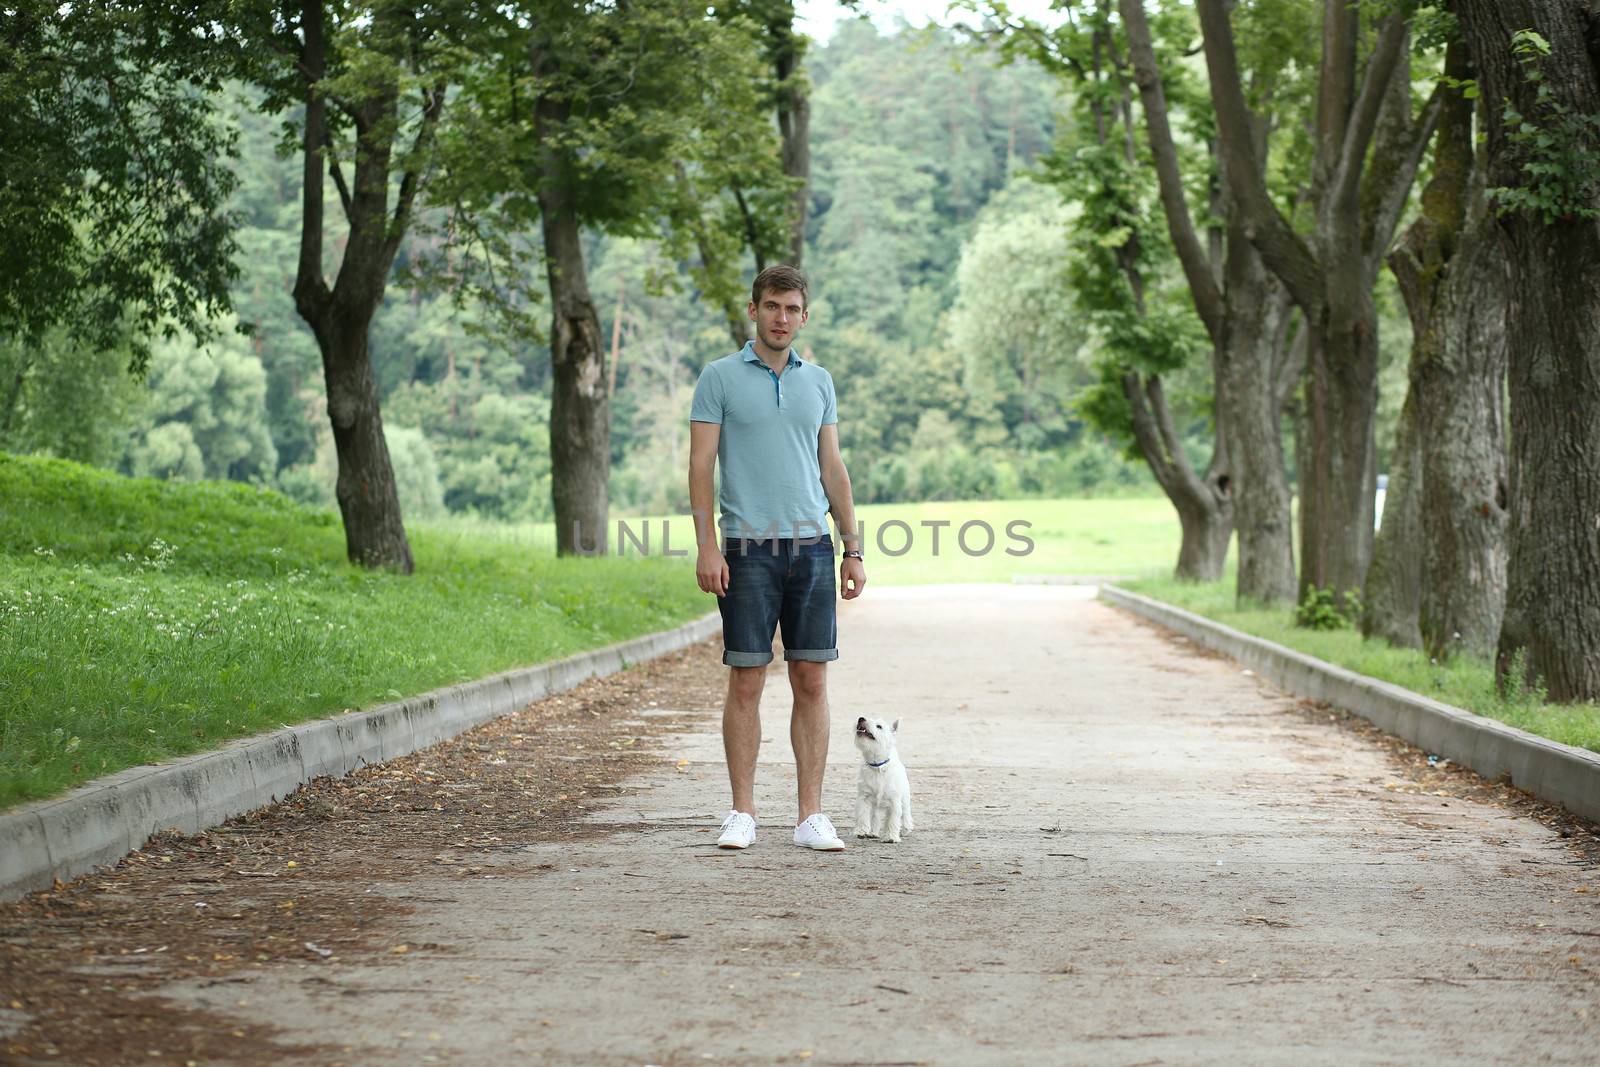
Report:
4,584,1599,1065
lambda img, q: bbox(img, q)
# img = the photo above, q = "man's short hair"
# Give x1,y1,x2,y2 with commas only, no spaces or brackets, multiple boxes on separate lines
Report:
751,264,808,310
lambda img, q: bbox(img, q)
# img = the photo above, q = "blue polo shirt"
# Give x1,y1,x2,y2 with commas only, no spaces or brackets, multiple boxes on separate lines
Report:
690,341,838,540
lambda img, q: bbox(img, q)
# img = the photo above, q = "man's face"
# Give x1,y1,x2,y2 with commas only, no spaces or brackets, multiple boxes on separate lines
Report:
748,288,808,351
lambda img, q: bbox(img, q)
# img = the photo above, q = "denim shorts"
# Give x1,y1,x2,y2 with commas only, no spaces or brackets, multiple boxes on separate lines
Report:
718,536,839,667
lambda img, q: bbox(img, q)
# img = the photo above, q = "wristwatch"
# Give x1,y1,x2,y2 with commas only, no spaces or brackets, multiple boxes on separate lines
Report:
841,549,863,560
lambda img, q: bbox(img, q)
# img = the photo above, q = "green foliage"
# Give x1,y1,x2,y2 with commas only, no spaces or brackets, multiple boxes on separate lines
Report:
1294,585,1364,631
0,1,241,361
1497,647,1549,704
11,17,1187,519
1488,29,1600,225
122,324,277,483
1009,2,1212,453
0,329,144,467
0,452,707,807
416,0,788,350
946,180,1087,452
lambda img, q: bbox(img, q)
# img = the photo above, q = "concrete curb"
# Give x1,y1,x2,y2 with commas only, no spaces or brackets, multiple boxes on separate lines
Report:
1099,585,1600,824
1,612,721,902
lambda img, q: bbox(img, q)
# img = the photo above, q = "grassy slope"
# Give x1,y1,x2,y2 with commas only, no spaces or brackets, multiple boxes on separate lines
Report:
0,454,708,808
1124,572,1600,754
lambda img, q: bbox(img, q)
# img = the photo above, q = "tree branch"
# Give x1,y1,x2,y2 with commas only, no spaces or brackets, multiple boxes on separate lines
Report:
1330,12,1408,223
385,79,447,270
1123,371,1181,493
1195,0,1324,315
323,130,353,224
1362,83,1443,277
292,0,331,323
731,181,766,274
1313,0,1359,191
1120,0,1223,341
1147,374,1194,483
1273,301,1306,415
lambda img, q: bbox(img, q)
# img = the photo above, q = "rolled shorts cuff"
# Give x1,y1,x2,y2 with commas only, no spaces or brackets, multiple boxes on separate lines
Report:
782,648,839,663
723,649,775,667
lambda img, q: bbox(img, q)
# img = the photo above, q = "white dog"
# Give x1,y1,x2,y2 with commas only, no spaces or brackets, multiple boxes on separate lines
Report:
853,715,914,843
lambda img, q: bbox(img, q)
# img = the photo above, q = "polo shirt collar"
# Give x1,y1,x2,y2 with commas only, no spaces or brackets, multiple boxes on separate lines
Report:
741,340,801,369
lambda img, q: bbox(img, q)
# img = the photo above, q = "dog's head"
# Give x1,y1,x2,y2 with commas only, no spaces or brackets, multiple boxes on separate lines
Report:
853,715,899,763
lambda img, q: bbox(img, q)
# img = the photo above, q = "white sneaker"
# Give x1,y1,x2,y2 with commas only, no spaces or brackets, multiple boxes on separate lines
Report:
717,810,757,849
793,813,846,851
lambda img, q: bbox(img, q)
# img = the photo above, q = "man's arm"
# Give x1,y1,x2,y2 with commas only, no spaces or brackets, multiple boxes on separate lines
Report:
689,420,728,596
818,423,866,599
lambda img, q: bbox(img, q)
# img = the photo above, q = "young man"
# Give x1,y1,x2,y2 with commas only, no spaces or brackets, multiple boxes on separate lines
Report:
688,264,867,852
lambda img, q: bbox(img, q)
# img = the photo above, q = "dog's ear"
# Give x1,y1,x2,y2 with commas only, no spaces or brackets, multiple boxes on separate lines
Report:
891,718,900,733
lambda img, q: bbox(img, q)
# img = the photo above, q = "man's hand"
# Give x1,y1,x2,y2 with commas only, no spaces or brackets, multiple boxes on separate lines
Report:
697,547,730,597
841,556,866,600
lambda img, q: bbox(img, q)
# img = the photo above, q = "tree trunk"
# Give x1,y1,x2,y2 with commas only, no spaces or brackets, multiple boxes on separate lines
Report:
1122,371,1233,581
1299,294,1380,604
2,354,32,437
1362,384,1423,647
1216,231,1297,604
291,0,427,573
1383,44,1509,660
769,1,809,264
1416,212,1508,660
1121,0,1294,604
1173,490,1234,582
1456,0,1600,700
317,316,414,571
539,176,610,557
1494,216,1600,698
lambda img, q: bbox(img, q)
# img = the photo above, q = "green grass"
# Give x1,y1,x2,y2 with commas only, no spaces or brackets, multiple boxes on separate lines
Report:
1123,571,1600,755
0,454,708,809
848,498,1180,585
483,496,1188,586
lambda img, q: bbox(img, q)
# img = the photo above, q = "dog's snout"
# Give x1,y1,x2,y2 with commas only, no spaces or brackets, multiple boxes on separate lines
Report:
857,716,865,724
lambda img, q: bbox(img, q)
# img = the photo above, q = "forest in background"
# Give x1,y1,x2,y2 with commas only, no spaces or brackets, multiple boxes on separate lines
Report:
0,17,1410,523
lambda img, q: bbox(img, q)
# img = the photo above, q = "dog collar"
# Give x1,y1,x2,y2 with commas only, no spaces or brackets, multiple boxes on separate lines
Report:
866,758,891,768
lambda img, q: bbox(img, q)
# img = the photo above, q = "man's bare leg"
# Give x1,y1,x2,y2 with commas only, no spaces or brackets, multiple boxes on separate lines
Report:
788,660,829,821
724,666,766,816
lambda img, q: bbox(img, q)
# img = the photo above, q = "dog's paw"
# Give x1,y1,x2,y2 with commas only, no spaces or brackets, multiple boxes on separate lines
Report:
884,833,901,844
854,828,876,838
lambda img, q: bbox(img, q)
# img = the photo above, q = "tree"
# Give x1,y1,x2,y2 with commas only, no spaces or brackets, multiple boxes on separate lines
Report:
1454,0,1600,700
443,1,783,554
1364,37,1508,657
1120,0,1303,604
1196,0,1442,606
1,1,239,360
232,0,469,572
992,2,1233,580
